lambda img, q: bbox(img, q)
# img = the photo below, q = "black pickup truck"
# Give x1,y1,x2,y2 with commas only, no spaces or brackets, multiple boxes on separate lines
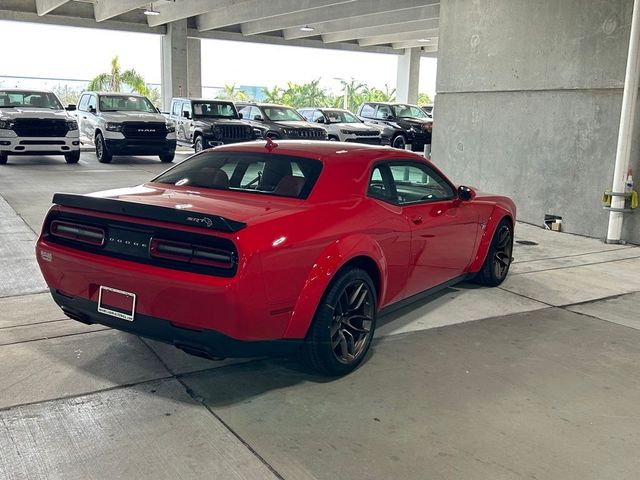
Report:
356,102,432,151
167,98,261,152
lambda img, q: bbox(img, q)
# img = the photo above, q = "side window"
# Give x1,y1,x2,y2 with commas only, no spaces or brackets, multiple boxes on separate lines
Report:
388,163,455,204
368,166,393,202
239,161,265,188
172,100,182,116
375,105,391,119
78,94,89,112
87,95,97,112
181,101,192,117
298,109,310,120
311,110,324,122
360,104,375,118
251,107,262,120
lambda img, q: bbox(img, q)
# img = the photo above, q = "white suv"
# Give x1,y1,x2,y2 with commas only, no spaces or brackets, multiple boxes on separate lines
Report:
297,107,383,144
77,92,176,163
0,89,80,164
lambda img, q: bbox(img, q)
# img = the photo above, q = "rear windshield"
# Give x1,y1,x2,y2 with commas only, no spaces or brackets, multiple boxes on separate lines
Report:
99,95,156,112
0,91,63,109
153,151,323,199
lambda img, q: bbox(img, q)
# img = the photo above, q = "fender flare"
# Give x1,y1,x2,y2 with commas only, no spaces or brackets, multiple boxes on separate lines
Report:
282,234,387,339
467,206,514,273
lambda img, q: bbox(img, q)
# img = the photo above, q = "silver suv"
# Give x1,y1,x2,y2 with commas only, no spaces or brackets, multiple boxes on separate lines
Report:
77,92,176,163
0,89,80,164
297,107,383,144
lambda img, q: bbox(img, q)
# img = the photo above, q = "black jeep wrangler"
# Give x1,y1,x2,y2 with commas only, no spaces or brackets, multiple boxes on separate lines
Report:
356,102,433,151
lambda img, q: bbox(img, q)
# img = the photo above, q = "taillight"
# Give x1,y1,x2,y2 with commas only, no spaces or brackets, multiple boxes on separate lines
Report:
50,220,105,246
150,238,235,269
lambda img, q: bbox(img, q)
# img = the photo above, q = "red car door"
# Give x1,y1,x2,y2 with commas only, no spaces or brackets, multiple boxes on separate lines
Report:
382,162,479,298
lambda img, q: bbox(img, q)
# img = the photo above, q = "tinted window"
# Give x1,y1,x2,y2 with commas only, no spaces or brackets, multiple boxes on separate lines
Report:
99,95,156,112
193,101,237,118
360,104,375,118
153,151,323,200
393,104,429,119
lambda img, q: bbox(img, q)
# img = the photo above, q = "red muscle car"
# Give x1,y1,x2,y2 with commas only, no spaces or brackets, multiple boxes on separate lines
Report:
36,140,515,375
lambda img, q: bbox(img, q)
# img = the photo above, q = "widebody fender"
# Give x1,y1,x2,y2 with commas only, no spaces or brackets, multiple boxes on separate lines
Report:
467,204,515,273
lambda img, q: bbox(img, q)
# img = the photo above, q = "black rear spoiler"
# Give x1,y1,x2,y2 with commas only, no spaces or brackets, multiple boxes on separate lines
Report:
52,193,247,233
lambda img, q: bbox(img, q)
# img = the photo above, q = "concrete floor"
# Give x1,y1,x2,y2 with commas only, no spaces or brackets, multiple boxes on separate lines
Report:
1,153,640,479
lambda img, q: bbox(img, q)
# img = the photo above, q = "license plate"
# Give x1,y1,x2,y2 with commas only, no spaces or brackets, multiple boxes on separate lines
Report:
98,286,136,322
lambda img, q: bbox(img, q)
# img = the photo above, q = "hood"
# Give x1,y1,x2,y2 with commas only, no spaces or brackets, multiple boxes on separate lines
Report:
88,184,304,226
98,111,168,122
194,118,250,127
272,120,325,130
0,107,72,120
329,122,379,132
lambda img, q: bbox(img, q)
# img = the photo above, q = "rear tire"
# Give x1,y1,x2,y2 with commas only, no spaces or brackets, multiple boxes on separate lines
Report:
301,268,377,376
64,151,80,164
474,218,513,287
95,133,112,164
0,152,7,164
159,152,175,163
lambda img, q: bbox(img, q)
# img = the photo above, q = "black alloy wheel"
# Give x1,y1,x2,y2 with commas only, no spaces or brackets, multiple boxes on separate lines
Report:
95,132,112,163
302,268,377,376
392,134,407,150
475,219,514,286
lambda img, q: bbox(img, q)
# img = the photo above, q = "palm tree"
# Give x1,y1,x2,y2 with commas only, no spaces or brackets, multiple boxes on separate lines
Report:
217,84,248,101
87,56,149,96
262,85,285,104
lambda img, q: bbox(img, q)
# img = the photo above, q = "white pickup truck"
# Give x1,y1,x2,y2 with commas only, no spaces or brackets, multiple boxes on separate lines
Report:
0,89,80,164
76,91,176,163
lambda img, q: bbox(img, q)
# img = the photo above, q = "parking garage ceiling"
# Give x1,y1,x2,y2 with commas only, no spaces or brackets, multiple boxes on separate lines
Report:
0,0,439,56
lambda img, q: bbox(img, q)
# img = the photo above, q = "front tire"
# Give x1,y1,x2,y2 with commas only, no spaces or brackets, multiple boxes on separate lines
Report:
474,219,514,286
392,134,407,150
301,268,377,376
0,152,7,164
159,152,175,163
64,151,80,164
194,135,204,153
95,133,112,164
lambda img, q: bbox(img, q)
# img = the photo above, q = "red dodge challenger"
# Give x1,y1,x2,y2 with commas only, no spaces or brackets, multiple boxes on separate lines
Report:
36,140,515,375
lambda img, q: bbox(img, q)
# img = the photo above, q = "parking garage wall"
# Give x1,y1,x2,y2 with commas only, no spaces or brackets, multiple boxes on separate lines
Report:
432,0,640,243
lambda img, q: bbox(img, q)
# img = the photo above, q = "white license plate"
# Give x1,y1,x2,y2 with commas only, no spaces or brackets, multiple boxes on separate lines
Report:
97,286,136,322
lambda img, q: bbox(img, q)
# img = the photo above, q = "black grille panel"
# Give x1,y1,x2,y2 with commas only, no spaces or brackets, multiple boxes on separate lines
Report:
13,119,69,137
287,129,325,139
220,125,252,140
122,122,167,139
353,130,379,137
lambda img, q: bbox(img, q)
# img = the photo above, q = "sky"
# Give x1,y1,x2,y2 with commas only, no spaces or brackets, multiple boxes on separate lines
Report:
0,20,437,97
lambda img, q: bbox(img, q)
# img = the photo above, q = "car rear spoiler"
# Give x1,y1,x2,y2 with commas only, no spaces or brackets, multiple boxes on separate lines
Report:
52,193,247,233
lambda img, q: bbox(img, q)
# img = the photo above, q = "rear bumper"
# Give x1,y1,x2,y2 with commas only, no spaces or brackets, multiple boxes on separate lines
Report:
105,138,176,155
51,289,300,358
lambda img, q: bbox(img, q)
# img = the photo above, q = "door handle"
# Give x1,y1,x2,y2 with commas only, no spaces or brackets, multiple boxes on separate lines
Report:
82,116,87,119
410,215,423,225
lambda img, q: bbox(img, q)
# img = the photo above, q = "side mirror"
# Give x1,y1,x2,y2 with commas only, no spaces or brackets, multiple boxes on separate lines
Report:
182,111,191,119
254,114,264,121
316,117,326,124
458,185,476,201
238,112,243,119
88,106,96,114
387,115,394,121
66,104,76,111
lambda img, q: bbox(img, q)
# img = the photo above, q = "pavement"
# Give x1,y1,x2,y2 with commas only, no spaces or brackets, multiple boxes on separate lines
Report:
1,152,640,479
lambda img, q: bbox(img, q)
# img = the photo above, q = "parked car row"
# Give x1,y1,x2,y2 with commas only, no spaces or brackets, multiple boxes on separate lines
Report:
0,88,433,165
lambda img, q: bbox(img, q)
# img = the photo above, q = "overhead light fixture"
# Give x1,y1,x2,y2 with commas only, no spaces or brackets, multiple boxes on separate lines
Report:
300,25,315,32
418,38,431,43
144,3,160,16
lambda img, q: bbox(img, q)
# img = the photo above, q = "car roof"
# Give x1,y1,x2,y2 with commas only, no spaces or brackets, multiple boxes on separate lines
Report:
83,91,146,97
0,88,54,94
211,140,425,164
174,98,234,103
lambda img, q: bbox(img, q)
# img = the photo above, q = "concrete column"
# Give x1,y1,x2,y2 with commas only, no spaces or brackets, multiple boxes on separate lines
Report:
187,38,202,98
161,19,188,110
396,48,421,104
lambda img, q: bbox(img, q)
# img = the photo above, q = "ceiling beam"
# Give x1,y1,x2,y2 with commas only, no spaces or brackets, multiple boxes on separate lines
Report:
240,0,431,36
392,40,438,50
197,0,354,32
147,0,241,27
322,18,438,44
358,28,439,47
94,0,149,22
283,3,439,40
36,0,70,16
